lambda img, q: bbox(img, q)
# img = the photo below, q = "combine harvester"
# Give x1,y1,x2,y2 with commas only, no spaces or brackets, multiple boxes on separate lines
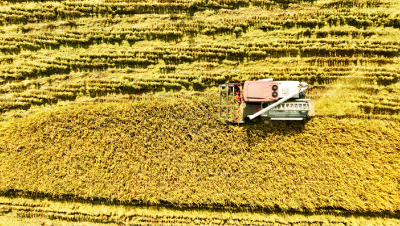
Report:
219,79,315,123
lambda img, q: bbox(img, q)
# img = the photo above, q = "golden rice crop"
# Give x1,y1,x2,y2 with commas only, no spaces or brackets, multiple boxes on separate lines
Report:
0,97,399,212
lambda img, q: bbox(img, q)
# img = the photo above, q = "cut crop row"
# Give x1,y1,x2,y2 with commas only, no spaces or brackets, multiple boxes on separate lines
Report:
1,2,400,32
2,53,397,85
306,56,395,67
2,21,399,54
5,197,394,226
0,1,252,25
0,63,70,83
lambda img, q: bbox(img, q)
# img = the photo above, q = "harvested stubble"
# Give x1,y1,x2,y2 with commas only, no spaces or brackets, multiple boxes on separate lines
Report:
0,97,399,213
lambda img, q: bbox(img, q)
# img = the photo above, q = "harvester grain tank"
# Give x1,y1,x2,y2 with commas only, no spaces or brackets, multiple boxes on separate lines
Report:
218,79,314,123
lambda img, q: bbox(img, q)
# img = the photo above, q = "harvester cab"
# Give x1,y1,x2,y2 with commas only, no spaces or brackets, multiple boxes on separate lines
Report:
218,79,315,123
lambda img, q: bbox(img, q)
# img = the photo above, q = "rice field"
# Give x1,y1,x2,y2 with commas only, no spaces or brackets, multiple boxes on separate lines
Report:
0,0,399,224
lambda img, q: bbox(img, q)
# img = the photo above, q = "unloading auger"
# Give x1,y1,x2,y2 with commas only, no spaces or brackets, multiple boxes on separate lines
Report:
218,79,315,123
